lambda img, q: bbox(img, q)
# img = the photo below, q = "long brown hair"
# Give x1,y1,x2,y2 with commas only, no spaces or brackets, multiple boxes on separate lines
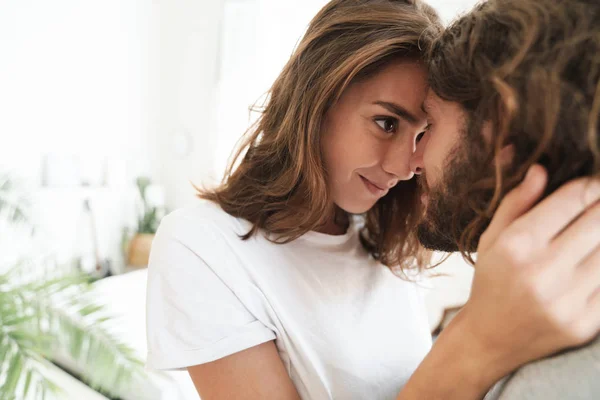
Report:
428,0,600,261
199,0,442,270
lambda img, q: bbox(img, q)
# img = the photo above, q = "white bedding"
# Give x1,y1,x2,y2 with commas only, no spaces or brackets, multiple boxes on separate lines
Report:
55,269,199,400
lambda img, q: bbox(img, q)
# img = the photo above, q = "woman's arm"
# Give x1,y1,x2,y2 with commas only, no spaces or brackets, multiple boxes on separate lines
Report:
188,341,301,400
398,166,600,399
398,309,508,399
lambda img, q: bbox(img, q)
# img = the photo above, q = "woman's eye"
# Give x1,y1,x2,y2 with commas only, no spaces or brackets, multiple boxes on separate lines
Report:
375,117,397,134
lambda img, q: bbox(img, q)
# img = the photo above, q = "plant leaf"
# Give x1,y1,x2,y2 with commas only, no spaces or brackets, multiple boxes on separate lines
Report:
3,347,23,395
22,367,34,398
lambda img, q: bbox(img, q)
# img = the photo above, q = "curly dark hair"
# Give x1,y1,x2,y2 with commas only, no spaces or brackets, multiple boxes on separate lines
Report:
427,0,600,259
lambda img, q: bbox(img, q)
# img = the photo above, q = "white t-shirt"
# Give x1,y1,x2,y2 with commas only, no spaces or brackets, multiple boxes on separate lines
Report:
146,201,432,400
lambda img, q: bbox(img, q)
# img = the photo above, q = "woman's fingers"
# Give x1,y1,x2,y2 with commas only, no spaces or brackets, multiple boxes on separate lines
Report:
479,164,547,251
548,201,600,269
586,287,600,327
572,244,600,302
515,177,600,247
574,283,600,346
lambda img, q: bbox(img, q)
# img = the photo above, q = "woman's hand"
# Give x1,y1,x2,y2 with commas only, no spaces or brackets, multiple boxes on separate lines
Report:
399,165,600,400
464,165,600,374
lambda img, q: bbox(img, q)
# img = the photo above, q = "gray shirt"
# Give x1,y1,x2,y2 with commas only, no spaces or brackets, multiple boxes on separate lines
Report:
485,336,600,400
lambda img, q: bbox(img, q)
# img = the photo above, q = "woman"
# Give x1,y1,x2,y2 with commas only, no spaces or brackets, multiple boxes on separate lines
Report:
146,1,595,399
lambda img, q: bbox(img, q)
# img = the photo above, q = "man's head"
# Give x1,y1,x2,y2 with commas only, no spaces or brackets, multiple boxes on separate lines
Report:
410,0,600,254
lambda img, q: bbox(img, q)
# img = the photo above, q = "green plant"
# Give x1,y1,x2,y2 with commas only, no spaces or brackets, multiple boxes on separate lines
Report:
135,177,164,234
0,174,146,399
0,174,30,227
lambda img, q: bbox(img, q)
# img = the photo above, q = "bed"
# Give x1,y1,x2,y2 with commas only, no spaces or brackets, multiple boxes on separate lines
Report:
53,269,199,400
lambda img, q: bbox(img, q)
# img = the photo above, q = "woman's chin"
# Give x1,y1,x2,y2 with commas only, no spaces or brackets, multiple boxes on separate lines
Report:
336,199,377,215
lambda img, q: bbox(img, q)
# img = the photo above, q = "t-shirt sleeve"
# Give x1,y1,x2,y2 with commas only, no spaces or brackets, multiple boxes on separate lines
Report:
145,212,276,370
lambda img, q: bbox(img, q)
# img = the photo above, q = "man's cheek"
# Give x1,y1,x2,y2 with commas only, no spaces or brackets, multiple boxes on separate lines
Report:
422,152,441,188
480,121,494,143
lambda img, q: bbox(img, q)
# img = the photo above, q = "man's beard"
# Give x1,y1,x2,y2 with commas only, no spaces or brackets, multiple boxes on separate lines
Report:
416,137,494,253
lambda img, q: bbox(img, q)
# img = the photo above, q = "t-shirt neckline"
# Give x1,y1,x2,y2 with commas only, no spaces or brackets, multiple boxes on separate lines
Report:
299,221,357,246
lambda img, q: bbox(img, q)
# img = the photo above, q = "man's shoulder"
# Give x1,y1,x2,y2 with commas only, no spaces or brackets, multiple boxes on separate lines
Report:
487,335,600,400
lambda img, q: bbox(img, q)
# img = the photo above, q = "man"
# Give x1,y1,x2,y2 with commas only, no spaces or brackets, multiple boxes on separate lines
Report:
411,0,600,398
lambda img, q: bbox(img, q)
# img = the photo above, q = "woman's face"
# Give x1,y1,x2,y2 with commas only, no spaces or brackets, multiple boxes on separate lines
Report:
321,59,429,214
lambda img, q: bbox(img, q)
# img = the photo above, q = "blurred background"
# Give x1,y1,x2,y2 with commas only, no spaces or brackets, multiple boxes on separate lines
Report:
1,0,479,399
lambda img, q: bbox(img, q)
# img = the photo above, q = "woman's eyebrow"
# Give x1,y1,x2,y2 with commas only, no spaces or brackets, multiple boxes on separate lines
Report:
373,101,421,124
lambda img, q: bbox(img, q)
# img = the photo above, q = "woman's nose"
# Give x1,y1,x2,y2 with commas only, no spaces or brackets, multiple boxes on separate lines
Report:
410,135,427,175
381,136,416,182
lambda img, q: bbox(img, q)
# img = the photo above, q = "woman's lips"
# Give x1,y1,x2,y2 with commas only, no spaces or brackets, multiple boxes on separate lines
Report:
359,175,388,197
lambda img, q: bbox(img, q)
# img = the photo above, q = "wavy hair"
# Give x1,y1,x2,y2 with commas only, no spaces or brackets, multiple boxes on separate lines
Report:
199,0,442,270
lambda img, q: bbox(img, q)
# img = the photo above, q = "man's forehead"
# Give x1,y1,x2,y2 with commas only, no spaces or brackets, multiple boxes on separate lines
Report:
422,89,442,113
422,90,468,121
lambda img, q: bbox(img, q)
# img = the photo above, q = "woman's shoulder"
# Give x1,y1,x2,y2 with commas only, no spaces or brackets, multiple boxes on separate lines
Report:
157,199,247,241
149,200,254,278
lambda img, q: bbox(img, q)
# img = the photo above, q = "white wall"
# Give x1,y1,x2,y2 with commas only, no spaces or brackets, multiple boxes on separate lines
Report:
0,0,157,182
156,0,333,210
0,0,226,270
212,0,330,177
153,0,225,210
428,0,482,23
0,0,159,271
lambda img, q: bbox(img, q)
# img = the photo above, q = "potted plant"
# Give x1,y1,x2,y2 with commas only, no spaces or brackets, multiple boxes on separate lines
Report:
126,177,166,268
0,173,145,399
